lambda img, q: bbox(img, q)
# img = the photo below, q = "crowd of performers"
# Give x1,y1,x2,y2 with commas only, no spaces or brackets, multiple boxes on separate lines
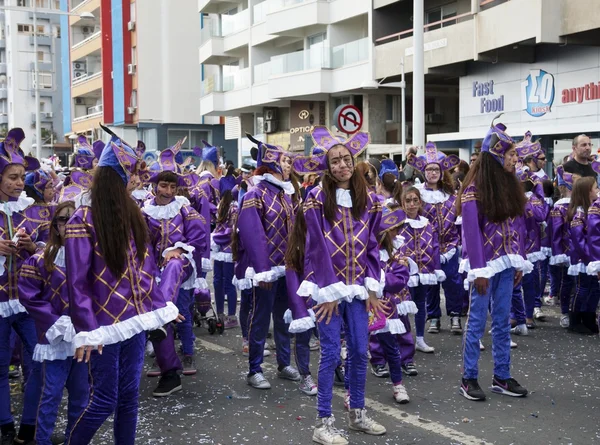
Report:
0,116,599,445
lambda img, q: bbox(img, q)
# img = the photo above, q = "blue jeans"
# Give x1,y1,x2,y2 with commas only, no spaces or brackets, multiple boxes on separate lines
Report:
213,261,237,316
522,261,540,319
427,251,464,318
409,285,430,337
0,312,38,427
572,273,600,313
463,268,515,380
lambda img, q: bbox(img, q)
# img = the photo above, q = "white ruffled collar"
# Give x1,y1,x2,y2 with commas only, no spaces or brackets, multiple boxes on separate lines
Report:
336,188,352,208
379,249,389,263
253,174,295,195
199,171,214,179
142,196,190,220
533,169,547,179
416,184,451,204
525,191,533,199
555,197,570,206
405,216,429,228
384,197,397,206
1,192,34,216
131,189,148,200
75,191,92,208
54,246,65,268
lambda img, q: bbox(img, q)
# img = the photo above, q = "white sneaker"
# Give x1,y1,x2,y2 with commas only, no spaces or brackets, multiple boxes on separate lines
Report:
560,314,570,328
479,340,485,351
543,296,556,305
347,409,386,435
247,372,271,389
340,340,347,361
392,383,410,404
415,338,435,353
510,340,517,348
344,392,350,411
299,374,318,396
313,416,348,445
533,307,546,320
278,365,301,382
510,324,529,336
263,348,271,357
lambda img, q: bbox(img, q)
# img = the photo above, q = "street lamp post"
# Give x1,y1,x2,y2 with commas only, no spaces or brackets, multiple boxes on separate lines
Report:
0,4,94,159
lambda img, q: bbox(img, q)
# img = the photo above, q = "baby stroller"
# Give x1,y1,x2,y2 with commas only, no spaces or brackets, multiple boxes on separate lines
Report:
192,288,224,335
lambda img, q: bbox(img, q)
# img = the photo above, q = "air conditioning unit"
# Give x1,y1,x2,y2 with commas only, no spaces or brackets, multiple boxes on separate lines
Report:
264,108,278,121
75,98,85,105
73,61,86,70
263,120,278,134
73,70,86,79
45,112,53,118
82,26,91,34
127,106,136,115
127,64,136,75
127,21,136,31
425,113,444,124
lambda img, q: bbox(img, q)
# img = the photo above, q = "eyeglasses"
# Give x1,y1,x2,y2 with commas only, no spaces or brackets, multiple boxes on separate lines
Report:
55,216,70,226
425,167,440,173
537,157,546,161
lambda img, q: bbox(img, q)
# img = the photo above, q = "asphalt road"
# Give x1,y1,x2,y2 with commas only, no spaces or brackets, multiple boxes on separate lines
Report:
13,302,600,445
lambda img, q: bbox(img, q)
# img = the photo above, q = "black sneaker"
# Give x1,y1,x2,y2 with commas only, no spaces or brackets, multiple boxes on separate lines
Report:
427,318,441,334
1,431,15,445
401,362,418,376
152,371,182,397
51,433,66,444
460,378,486,401
370,364,390,378
491,376,528,397
333,365,345,387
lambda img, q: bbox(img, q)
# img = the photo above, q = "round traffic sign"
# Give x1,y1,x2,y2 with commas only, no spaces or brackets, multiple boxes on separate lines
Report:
334,104,363,134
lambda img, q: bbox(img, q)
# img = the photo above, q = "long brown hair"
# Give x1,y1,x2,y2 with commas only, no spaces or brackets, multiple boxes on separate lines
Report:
91,167,149,276
567,176,596,222
322,145,368,224
379,172,401,198
216,190,234,224
284,203,306,272
456,151,526,222
400,186,422,216
429,170,455,195
44,201,76,272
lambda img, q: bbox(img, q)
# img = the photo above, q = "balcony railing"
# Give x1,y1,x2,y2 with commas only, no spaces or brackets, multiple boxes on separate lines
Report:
222,9,249,37
269,0,329,13
72,71,102,86
72,30,100,49
331,37,369,69
73,104,102,122
253,61,271,84
71,0,93,13
201,69,250,96
253,1,268,24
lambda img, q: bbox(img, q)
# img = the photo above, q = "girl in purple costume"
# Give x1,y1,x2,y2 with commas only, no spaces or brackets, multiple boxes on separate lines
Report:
566,176,600,334
398,186,445,354
292,127,387,444
408,143,462,335
18,201,89,445
65,137,179,445
549,166,576,328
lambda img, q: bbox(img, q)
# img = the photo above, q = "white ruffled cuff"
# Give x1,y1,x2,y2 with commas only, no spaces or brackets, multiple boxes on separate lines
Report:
455,216,463,226
541,247,552,257
33,341,76,362
408,276,420,288
285,308,316,334
247,266,286,286
162,242,194,258
587,261,600,276
297,280,369,304
440,248,457,265
211,252,233,263
415,271,446,285
526,251,546,263
407,258,419,275
459,254,532,283
365,276,383,297
0,256,6,277
210,235,218,252
549,254,570,266
202,258,213,272
45,315,76,345
396,301,418,316
371,318,406,336
72,302,179,348
0,299,26,318
233,276,253,290
568,262,587,276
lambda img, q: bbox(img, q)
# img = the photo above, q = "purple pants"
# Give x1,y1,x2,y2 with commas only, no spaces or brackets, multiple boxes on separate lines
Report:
538,258,549,305
67,332,146,445
31,358,89,445
239,288,252,340
213,261,237,316
510,281,526,325
247,277,291,375
175,289,195,356
317,299,368,418
550,265,573,315
572,273,600,313
410,285,431,337
376,332,403,385
427,251,464,318
522,261,540,319
151,324,182,375
293,330,312,376
370,315,415,366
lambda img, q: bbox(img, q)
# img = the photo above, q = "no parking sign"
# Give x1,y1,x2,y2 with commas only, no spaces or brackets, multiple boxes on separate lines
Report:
333,105,363,135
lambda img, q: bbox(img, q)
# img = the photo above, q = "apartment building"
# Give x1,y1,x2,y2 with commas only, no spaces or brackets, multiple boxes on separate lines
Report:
63,0,235,162
199,0,397,165
374,0,600,163
0,0,64,156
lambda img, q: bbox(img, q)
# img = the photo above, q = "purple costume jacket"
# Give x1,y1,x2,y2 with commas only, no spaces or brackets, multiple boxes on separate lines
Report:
398,216,445,287
568,207,588,276
235,177,294,290
549,198,571,266
458,184,532,287
195,172,220,223
18,247,76,361
65,199,178,348
586,199,600,275
298,187,382,304
523,191,550,263
417,186,460,261
188,184,212,270
142,196,209,298
0,193,45,318
211,202,238,263
58,170,93,202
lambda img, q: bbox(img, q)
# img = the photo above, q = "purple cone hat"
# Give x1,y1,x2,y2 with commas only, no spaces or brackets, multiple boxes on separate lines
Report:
556,165,574,190
0,128,40,172
25,170,51,199
516,131,543,159
98,136,140,184
148,149,186,187
245,133,293,176
292,126,370,175
193,140,219,168
407,141,460,172
378,159,399,180
481,114,514,165
378,207,406,244
219,174,236,195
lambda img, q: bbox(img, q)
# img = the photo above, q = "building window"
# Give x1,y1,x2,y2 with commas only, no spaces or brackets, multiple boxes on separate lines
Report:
167,129,211,151
130,2,136,22
39,100,45,111
131,47,137,66
131,89,137,108
54,25,60,38
37,25,46,36
17,24,33,34
426,2,458,30
39,72,52,89
17,0,27,6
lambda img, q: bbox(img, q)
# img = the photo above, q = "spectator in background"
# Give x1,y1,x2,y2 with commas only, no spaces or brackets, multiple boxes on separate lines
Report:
563,135,597,179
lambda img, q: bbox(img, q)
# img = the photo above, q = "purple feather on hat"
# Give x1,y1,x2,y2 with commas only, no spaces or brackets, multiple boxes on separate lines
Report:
481,114,514,165
92,140,105,161
378,159,399,180
98,136,140,184
219,175,236,195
